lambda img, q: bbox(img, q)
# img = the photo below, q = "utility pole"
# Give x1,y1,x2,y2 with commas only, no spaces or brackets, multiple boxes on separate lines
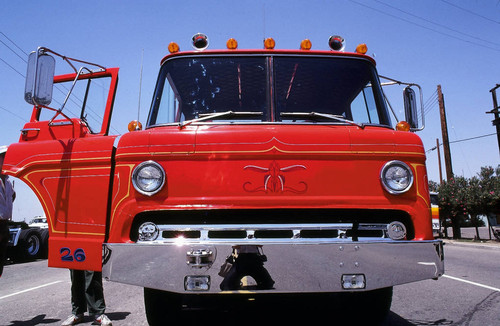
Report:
436,138,443,185
487,84,500,155
437,85,453,180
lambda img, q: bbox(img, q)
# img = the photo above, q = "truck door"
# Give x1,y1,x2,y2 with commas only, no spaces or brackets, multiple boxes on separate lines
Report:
2,54,119,271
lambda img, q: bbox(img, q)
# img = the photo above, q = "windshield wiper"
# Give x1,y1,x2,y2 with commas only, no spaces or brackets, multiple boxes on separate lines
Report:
280,112,364,128
179,111,263,128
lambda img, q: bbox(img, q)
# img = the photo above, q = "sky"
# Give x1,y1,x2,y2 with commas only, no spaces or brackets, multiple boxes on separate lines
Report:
1,0,499,221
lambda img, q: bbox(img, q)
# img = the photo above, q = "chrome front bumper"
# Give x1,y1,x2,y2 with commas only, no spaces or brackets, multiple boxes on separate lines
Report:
102,238,444,293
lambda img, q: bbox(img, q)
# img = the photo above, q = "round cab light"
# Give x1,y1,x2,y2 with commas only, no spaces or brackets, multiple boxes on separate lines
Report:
264,37,275,49
192,33,209,51
387,221,407,240
356,43,368,54
380,160,414,195
300,39,312,50
328,35,345,51
396,121,411,132
226,38,238,50
138,222,160,241
132,161,166,196
128,120,143,132
168,42,180,53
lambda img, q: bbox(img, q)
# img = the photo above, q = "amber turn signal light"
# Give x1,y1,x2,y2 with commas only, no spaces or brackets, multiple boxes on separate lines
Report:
128,120,143,132
396,121,411,132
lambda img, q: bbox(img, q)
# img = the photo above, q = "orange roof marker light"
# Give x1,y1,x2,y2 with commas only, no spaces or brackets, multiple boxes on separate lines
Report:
192,33,209,51
226,38,238,50
396,121,411,132
128,120,143,132
300,39,312,50
328,35,345,51
168,42,180,53
356,43,368,54
264,37,275,50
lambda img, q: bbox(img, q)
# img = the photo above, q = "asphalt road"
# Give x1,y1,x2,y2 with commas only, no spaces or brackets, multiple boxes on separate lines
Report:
1,242,499,326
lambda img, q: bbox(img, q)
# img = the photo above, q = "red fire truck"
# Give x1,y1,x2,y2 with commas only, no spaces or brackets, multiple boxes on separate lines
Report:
1,34,443,324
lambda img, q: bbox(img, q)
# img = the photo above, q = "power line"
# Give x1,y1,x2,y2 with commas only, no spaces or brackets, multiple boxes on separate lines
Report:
348,0,500,53
0,38,28,63
0,105,28,122
424,98,439,116
0,32,28,56
450,132,498,145
375,0,500,49
0,56,25,77
420,90,439,119
427,132,497,153
439,0,500,25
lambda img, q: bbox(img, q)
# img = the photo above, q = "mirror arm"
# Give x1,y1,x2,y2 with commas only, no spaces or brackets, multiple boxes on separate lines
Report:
48,110,74,126
40,47,107,73
379,75,425,131
381,87,399,124
47,66,92,125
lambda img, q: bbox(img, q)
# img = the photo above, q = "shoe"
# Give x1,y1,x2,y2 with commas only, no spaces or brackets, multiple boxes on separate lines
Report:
94,314,112,326
61,314,84,326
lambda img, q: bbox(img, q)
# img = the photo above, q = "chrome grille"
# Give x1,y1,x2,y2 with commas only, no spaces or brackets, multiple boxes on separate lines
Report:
137,223,389,243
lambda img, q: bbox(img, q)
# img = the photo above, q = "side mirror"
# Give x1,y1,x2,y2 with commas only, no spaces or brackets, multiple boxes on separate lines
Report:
24,50,55,106
403,86,418,129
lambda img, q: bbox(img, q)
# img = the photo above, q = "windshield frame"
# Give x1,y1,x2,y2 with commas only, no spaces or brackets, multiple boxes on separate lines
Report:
146,53,391,129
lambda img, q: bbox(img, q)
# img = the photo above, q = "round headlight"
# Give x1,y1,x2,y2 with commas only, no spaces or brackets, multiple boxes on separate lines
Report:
138,222,160,241
132,161,165,196
380,160,413,195
387,221,407,240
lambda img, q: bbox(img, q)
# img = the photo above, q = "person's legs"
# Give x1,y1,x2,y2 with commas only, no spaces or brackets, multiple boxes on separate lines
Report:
84,270,106,315
70,270,88,315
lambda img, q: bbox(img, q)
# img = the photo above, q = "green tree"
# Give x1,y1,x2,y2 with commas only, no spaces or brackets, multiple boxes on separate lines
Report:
477,166,500,232
437,165,499,240
438,176,469,239
467,176,484,239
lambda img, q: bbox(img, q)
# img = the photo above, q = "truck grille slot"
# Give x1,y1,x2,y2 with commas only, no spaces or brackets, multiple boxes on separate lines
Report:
254,230,294,239
162,231,201,239
300,230,338,238
208,230,247,239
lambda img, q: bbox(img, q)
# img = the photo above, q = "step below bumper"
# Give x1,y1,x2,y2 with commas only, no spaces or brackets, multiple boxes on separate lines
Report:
102,239,444,293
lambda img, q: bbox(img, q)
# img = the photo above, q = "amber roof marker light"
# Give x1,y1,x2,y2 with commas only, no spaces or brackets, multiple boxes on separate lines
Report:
328,35,345,51
192,33,209,51
226,38,238,50
168,42,180,53
300,39,312,50
264,37,276,49
356,43,368,54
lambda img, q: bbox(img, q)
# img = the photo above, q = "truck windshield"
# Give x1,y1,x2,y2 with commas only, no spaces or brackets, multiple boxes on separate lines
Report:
148,55,390,127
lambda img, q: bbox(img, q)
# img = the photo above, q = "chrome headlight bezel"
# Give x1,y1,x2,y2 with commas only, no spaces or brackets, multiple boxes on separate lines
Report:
138,222,160,241
380,160,414,195
132,160,166,196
